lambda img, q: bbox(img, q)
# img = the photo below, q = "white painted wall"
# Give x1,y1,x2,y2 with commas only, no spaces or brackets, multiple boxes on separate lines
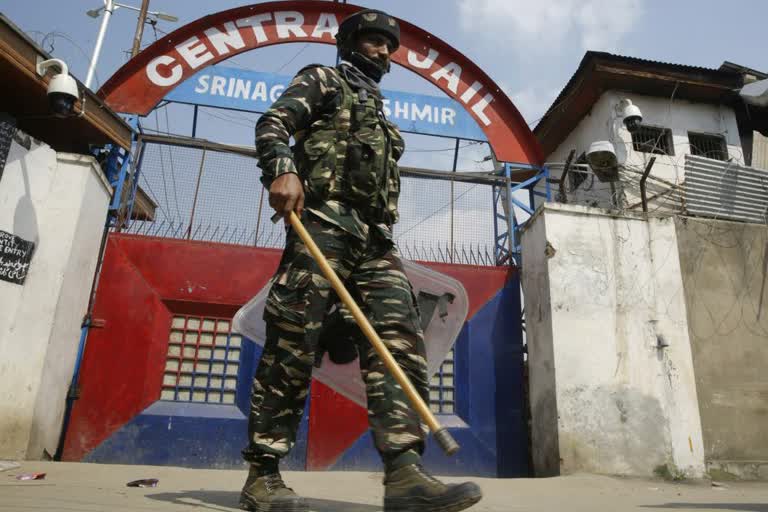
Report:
522,203,706,478
541,91,744,212
0,134,111,460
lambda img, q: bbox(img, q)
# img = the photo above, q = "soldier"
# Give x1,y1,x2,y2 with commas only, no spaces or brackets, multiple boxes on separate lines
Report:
240,8,483,512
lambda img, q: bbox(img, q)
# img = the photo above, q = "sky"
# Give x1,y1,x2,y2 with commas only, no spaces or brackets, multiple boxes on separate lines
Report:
7,0,768,122
4,0,768,249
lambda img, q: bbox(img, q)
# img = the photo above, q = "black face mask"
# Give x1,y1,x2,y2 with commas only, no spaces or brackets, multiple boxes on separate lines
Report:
344,50,390,83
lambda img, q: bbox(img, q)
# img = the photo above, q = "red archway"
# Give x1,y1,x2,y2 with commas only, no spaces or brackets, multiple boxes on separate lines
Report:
99,1,542,165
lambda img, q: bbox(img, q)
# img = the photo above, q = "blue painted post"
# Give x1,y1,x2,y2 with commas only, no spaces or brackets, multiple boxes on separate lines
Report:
504,163,517,266
492,185,502,265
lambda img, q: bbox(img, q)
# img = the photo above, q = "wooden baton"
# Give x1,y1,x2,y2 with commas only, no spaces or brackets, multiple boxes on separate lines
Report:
281,210,459,456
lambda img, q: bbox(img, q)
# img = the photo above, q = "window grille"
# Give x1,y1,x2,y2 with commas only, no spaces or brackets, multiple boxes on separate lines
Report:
429,349,455,414
631,125,674,155
162,316,241,404
688,132,728,161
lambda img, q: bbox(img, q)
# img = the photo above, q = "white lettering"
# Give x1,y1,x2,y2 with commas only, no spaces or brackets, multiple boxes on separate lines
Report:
251,81,267,101
205,22,245,56
412,103,432,122
275,11,307,39
394,101,408,118
194,75,210,93
471,92,494,126
408,48,440,69
431,62,462,94
176,36,214,69
407,49,438,69
210,76,227,96
460,81,483,104
236,15,272,43
441,108,456,126
227,77,236,97
382,98,392,117
312,13,338,39
270,84,285,101
146,55,182,86
234,79,251,99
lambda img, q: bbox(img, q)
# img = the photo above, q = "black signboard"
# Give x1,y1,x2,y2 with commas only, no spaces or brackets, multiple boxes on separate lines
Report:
0,230,35,285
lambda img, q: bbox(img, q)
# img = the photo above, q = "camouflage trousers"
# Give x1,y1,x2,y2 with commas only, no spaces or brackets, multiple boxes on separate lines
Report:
243,212,429,470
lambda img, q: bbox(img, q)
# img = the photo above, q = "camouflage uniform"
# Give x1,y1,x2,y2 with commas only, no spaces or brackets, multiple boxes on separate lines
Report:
243,64,429,471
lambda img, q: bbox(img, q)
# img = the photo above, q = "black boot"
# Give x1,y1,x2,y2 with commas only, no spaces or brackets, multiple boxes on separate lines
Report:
383,464,483,512
239,466,308,512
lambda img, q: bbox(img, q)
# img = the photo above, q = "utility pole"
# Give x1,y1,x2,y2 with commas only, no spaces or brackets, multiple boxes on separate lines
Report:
85,0,114,89
130,0,151,57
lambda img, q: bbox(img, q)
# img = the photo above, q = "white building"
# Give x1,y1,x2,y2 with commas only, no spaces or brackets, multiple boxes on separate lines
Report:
534,53,768,219
521,52,768,480
0,14,139,461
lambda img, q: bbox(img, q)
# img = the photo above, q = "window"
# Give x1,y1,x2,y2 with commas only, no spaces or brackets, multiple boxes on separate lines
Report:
569,152,589,191
631,125,674,155
688,132,728,161
162,315,242,404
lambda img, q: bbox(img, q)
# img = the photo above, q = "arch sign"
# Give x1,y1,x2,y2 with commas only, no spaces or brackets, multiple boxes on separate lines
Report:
99,1,543,166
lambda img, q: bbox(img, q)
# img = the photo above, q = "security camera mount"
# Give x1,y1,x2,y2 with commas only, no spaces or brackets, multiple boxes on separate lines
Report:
36,57,69,78
36,57,82,118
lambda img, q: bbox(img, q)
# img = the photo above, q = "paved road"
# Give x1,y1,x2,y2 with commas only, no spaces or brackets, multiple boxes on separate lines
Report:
1,461,767,511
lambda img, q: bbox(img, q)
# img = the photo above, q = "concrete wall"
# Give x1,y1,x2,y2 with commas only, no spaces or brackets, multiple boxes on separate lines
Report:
542,91,744,212
0,133,111,460
522,203,706,478
676,217,768,480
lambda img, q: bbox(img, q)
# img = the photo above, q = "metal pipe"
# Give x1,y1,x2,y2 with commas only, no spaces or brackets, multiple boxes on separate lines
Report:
640,156,657,213
449,138,460,263
186,149,207,239
54,214,113,460
504,163,515,266
85,0,114,89
254,187,266,246
557,149,576,204
192,105,199,138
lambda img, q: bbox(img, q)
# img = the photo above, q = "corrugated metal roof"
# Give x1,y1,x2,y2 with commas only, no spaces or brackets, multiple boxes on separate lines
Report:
533,51,750,157
538,51,740,130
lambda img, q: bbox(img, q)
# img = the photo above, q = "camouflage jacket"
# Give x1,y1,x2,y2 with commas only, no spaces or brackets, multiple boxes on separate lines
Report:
255,64,405,241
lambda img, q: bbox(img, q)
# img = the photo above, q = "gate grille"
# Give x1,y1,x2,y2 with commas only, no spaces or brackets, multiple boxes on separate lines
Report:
162,315,241,404
430,350,455,414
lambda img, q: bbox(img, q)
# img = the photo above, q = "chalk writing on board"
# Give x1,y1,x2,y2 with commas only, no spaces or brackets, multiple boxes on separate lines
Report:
0,230,35,285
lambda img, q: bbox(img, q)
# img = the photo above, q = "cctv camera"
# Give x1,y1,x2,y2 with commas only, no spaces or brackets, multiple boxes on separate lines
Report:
618,99,643,133
586,140,619,182
36,58,80,118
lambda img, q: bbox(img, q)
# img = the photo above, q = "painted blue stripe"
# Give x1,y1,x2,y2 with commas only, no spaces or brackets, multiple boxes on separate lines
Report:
85,337,309,469
83,285,527,476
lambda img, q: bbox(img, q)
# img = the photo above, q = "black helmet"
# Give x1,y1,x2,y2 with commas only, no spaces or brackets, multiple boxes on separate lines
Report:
336,9,400,51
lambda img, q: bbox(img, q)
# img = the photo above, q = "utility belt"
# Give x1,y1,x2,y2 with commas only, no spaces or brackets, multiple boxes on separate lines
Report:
304,195,393,227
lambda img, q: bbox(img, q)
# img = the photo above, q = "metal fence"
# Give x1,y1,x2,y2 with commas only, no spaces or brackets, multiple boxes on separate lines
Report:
684,154,768,224
121,134,500,266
